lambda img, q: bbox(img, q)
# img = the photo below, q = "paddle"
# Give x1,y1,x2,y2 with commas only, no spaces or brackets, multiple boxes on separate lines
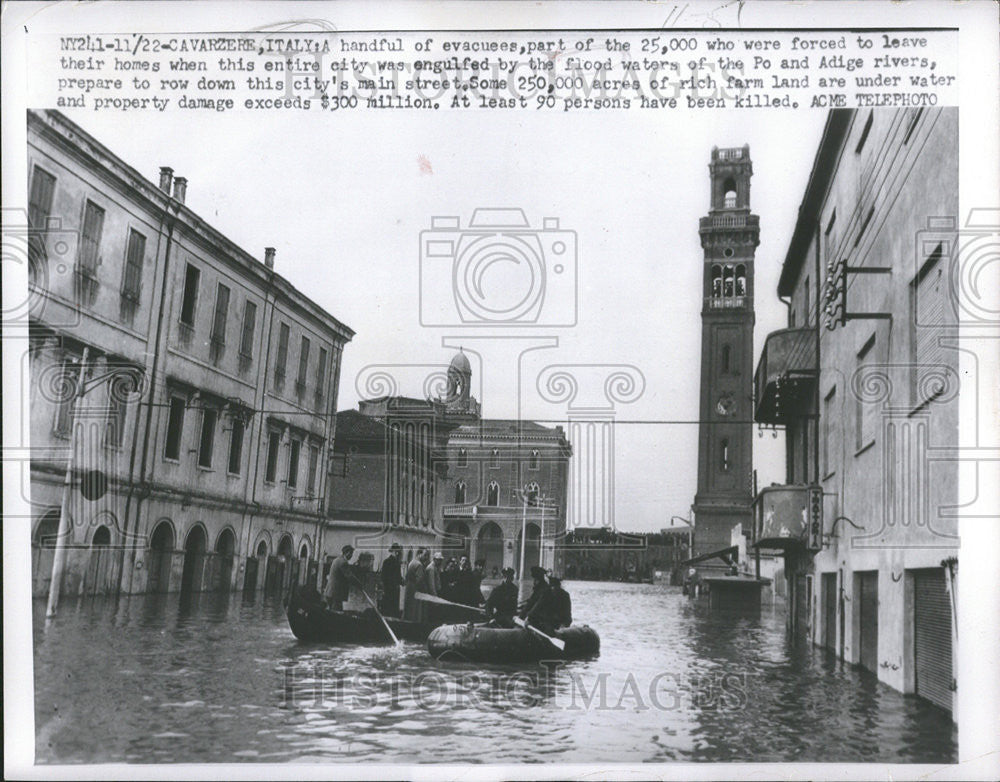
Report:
357,586,400,645
415,592,486,614
513,616,566,651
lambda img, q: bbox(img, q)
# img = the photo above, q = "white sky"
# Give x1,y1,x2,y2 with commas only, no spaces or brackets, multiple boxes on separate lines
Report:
61,107,827,532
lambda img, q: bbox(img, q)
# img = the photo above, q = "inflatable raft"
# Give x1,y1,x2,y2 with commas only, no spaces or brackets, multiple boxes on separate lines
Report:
427,622,600,662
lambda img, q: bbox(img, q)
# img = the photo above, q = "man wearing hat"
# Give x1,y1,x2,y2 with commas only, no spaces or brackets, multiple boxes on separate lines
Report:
403,548,428,621
549,575,572,630
324,544,356,611
519,565,558,635
484,567,518,626
379,543,404,617
426,551,444,597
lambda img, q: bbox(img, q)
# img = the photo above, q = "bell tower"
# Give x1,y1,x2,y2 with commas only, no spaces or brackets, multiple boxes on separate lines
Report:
691,145,758,572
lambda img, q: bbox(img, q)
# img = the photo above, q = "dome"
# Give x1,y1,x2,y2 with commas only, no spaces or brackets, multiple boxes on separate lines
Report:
449,349,471,374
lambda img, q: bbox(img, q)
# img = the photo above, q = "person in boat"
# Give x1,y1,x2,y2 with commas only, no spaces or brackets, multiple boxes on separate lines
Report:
484,567,518,626
519,565,558,635
549,575,572,630
324,545,358,611
426,551,444,597
403,548,429,621
456,557,486,607
379,543,404,617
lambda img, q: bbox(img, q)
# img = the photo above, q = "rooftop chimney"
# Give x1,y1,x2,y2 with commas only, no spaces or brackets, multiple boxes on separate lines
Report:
172,176,187,204
158,167,174,193
264,247,276,269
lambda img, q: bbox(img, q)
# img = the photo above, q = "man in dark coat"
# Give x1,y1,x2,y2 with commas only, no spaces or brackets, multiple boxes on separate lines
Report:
519,565,558,634
455,556,485,607
379,543,403,617
484,567,518,626
549,575,572,629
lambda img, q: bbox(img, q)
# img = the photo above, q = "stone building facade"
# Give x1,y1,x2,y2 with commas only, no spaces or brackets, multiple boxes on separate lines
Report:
753,108,959,712
329,350,572,581
26,109,353,599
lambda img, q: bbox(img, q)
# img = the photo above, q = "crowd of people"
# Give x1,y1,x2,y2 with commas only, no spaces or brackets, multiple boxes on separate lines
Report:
318,543,573,633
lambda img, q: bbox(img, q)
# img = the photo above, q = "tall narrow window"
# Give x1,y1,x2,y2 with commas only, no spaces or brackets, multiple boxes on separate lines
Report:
490,448,500,468
455,480,466,504
164,395,186,461
28,166,56,280
179,264,200,327
910,244,947,406
198,407,217,468
265,429,280,483
287,439,300,488
720,438,730,472
210,283,230,363
529,449,540,470
735,265,746,297
239,300,256,373
457,448,468,468
855,335,877,451
823,386,836,477
723,265,734,297
711,265,722,298
803,278,810,327
120,228,146,323
274,322,289,389
314,346,328,409
722,345,731,374
296,336,310,396
76,200,105,304
487,481,500,506
307,443,319,495
228,416,244,475
854,206,875,248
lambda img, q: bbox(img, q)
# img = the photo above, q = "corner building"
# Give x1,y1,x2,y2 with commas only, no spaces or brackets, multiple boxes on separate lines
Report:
752,108,959,713
26,109,353,599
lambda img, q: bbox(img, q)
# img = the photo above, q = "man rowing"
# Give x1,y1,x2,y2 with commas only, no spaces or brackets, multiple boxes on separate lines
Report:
518,565,559,635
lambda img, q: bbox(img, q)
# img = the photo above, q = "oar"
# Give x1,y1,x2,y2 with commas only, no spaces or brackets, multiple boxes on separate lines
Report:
415,592,486,614
357,586,400,645
513,616,565,651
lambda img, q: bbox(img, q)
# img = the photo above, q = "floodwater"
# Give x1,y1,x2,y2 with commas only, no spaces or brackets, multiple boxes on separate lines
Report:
33,581,956,764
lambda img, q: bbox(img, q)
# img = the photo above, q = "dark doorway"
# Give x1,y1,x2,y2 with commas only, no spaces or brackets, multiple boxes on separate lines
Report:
821,572,837,651
516,522,541,576
85,525,114,596
913,567,953,711
180,526,208,594
476,522,504,575
147,521,175,593
857,571,879,673
214,528,236,592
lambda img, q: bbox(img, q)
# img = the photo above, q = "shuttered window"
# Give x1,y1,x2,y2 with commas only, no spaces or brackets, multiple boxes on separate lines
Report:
121,229,145,302
913,568,953,711
274,323,290,388
910,244,947,406
78,200,105,275
239,300,256,357
28,167,56,277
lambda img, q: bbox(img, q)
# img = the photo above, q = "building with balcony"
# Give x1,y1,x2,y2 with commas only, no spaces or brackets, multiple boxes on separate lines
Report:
328,350,572,580
752,108,959,713
26,110,353,600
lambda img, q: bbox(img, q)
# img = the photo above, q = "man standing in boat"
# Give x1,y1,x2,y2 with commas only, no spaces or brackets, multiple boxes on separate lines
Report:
426,551,445,597
324,545,356,611
456,557,486,607
549,575,572,630
403,548,429,621
484,566,518,626
519,565,558,635
380,543,404,617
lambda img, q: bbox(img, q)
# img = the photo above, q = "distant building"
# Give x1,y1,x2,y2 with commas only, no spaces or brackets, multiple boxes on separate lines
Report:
26,109,353,599
562,526,692,583
329,350,572,579
753,108,959,712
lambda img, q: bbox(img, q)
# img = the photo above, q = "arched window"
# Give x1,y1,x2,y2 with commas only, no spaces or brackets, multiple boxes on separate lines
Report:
735,264,746,297
720,438,730,472
525,482,540,505
487,481,500,506
711,265,722,298
529,449,540,470
455,480,466,504
722,345,731,373
490,448,500,468
723,178,737,208
723,265,734,298
457,448,467,468
299,543,309,559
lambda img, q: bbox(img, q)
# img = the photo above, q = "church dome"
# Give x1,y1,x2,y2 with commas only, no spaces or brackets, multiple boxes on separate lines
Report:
449,349,471,374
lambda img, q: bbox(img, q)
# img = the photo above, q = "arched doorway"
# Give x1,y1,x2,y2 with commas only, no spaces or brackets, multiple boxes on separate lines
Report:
476,522,504,577
85,524,114,596
444,521,470,561
180,526,208,594
147,521,175,593
516,522,541,577
244,539,267,594
214,528,236,592
32,510,61,597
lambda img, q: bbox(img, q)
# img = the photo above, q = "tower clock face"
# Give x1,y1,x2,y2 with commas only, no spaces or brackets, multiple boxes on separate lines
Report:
716,394,736,416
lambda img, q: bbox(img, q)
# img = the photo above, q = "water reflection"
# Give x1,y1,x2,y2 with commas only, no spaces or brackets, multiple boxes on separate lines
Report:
33,582,956,764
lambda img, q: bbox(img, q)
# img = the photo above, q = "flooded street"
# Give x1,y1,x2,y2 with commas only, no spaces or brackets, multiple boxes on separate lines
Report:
33,581,956,764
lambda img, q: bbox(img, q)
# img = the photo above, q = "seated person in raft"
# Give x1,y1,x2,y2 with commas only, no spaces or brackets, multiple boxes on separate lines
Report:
518,565,559,635
484,567,518,627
